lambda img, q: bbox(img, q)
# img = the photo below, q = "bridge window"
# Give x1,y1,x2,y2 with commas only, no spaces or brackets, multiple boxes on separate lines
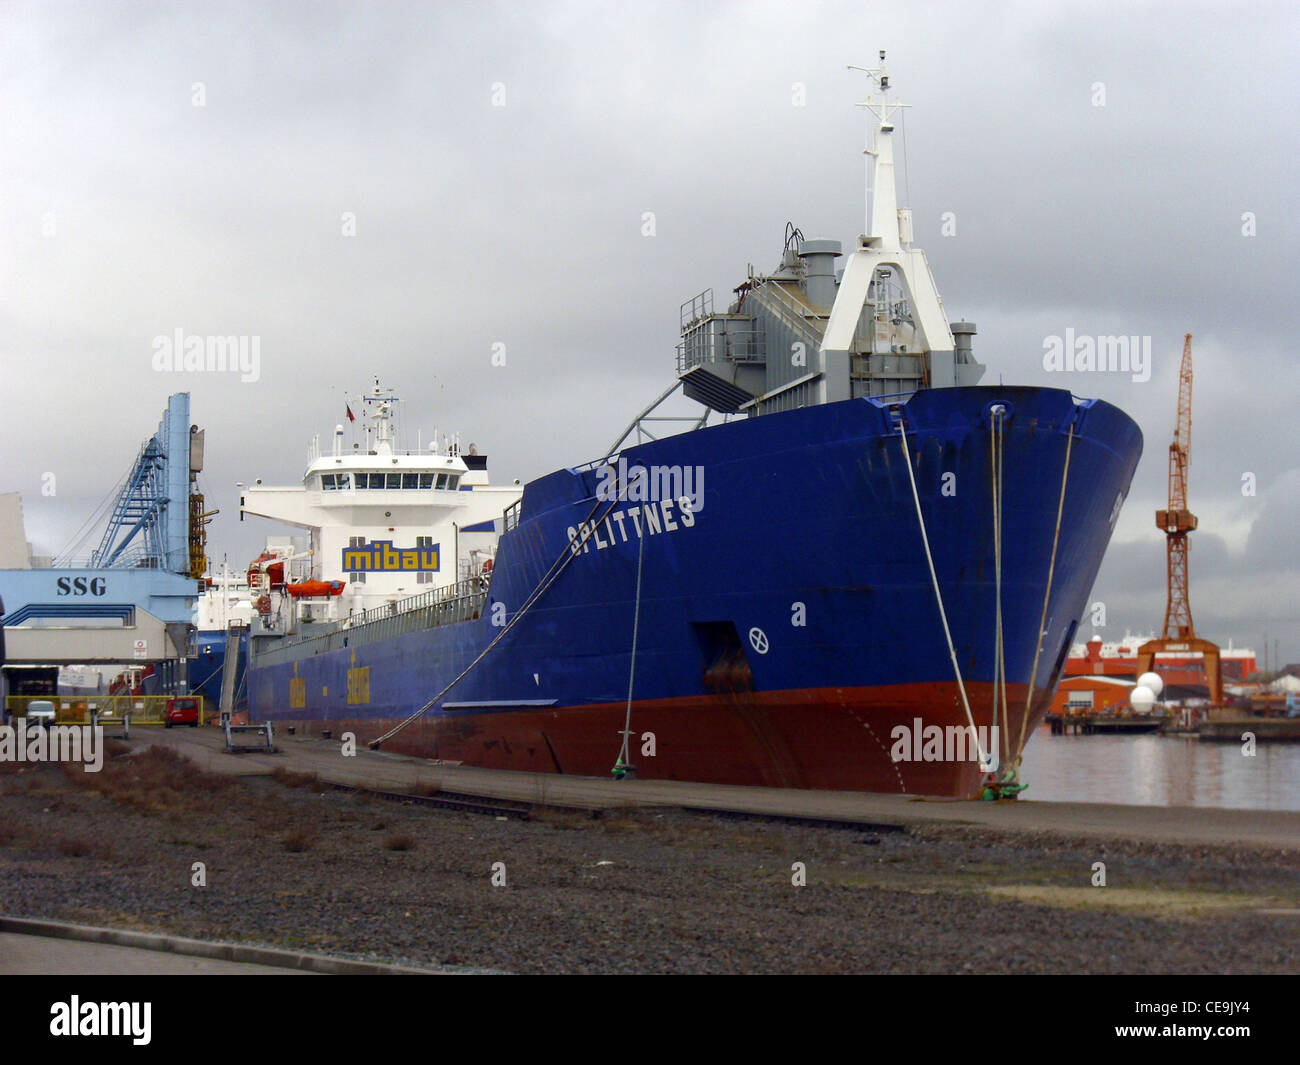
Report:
416,571,433,584
321,474,337,491
346,470,447,490
349,571,366,584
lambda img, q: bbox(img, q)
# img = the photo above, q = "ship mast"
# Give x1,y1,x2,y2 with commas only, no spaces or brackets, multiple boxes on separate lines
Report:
848,52,907,253
822,53,960,385
360,378,401,455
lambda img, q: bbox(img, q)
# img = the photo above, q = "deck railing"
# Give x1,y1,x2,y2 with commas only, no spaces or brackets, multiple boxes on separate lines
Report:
503,499,521,533
252,575,491,667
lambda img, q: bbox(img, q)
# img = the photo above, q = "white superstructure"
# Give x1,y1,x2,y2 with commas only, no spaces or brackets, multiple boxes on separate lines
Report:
195,562,255,631
239,382,522,627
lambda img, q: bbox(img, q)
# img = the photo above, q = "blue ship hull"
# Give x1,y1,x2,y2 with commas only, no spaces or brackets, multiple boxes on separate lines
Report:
247,386,1142,796
192,629,246,713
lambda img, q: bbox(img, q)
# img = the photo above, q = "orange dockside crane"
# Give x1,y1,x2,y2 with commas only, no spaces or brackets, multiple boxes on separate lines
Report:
1136,334,1223,702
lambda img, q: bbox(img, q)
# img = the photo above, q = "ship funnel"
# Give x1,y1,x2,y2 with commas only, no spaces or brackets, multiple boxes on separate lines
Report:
798,239,842,309
951,322,976,360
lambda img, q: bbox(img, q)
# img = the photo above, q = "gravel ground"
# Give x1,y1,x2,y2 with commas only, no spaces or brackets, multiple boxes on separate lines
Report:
1,744,1297,974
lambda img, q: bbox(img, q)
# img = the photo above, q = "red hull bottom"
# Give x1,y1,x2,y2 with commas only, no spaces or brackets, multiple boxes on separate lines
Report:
278,682,1047,798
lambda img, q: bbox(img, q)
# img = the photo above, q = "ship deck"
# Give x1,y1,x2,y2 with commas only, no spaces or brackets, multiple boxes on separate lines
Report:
147,725,1300,852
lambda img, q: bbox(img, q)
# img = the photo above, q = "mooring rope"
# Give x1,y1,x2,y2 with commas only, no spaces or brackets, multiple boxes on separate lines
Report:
1013,422,1075,764
613,520,648,775
368,477,633,749
896,418,990,772
990,407,1010,770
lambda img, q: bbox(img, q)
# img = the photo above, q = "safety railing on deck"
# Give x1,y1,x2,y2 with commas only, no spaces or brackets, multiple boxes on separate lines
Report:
252,575,491,667
675,325,765,374
503,499,521,533
754,278,826,345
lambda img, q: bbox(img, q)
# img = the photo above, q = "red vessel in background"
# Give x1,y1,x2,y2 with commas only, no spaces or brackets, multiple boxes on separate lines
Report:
1064,634,1257,692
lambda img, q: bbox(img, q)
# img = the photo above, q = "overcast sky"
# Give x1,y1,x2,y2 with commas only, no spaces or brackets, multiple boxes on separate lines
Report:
2,0,1296,665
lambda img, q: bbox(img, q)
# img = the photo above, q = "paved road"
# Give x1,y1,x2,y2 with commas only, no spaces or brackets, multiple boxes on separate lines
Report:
138,725,1300,850
0,933,312,975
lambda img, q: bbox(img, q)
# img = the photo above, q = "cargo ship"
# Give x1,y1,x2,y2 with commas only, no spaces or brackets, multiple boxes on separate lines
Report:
238,59,1143,796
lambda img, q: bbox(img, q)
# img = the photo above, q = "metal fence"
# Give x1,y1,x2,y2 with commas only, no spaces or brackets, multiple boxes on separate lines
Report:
3,694,210,726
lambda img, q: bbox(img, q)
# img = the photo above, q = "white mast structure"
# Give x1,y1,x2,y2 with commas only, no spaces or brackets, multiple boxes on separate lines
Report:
822,53,960,387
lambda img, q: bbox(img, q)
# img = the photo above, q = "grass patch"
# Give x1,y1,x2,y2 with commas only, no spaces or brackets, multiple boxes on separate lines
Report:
527,806,593,829
55,834,107,859
270,766,321,790
280,829,315,853
984,883,1290,917
595,809,668,834
103,739,132,759
60,744,239,816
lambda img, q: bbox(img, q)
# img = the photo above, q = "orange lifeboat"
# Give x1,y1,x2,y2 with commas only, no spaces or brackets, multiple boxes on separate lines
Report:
286,580,345,599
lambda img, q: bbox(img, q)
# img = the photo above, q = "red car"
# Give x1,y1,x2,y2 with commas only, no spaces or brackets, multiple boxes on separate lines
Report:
164,696,201,728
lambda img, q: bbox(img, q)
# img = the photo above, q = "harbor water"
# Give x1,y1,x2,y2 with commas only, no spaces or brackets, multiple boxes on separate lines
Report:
1019,726,1300,811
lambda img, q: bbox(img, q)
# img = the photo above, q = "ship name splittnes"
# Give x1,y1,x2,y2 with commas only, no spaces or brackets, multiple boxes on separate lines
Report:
568,495,698,556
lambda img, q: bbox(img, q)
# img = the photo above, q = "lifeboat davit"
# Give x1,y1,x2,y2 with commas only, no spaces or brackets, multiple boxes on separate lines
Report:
247,553,286,590
286,580,346,599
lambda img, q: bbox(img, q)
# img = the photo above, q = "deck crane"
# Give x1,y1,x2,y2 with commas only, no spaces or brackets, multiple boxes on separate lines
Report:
1136,334,1223,702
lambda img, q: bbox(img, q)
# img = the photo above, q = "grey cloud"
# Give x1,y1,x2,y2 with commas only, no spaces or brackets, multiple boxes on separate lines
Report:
2,0,1295,659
